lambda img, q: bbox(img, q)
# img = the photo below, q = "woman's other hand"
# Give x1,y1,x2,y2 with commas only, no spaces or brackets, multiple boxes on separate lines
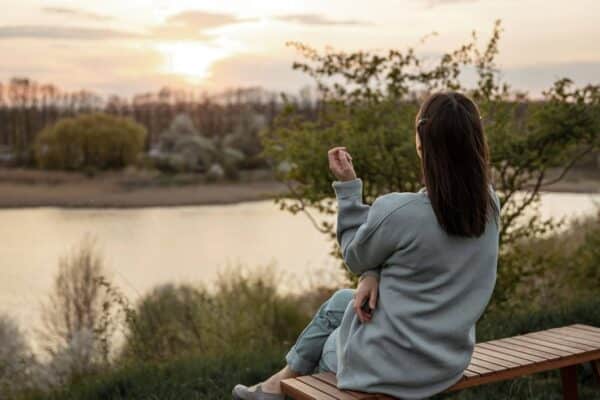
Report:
354,275,378,323
328,146,357,182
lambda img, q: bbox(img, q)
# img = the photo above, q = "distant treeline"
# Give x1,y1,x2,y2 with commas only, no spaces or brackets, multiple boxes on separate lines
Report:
0,77,318,165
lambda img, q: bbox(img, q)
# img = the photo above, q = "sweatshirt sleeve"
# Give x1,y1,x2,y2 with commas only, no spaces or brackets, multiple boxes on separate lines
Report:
332,178,402,276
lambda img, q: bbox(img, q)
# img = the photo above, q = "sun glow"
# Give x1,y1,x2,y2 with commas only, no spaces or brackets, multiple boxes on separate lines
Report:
158,41,232,82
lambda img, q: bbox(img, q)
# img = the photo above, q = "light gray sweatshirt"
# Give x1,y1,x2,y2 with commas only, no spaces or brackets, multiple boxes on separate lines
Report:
333,178,499,399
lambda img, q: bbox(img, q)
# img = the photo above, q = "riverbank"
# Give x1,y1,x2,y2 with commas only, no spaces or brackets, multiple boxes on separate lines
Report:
0,168,289,208
0,167,597,208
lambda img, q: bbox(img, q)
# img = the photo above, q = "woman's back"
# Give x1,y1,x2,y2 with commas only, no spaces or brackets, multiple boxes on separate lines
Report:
334,182,500,399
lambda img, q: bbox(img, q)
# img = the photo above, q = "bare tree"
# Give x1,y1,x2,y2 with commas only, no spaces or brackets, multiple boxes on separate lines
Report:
38,236,119,383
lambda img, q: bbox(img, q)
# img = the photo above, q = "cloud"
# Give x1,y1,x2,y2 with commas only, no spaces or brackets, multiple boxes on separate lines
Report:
275,14,373,26
152,11,254,40
423,0,479,7
41,7,114,21
0,26,142,40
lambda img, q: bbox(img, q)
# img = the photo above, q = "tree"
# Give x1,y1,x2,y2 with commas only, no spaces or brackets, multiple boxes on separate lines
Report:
38,237,120,384
34,113,147,171
262,21,600,309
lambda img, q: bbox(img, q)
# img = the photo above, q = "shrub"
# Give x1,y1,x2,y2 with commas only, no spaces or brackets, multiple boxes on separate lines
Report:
152,113,246,176
34,113,146,171
0,314,36,397
121,267,312,363
21,350,287,400
17,294,600,400
38,237,121,387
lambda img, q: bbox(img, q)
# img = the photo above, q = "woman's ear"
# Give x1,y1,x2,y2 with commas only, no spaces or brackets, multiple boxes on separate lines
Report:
415,132,423,159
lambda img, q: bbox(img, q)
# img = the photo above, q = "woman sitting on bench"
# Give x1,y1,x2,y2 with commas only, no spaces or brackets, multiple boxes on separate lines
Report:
233,91,501,400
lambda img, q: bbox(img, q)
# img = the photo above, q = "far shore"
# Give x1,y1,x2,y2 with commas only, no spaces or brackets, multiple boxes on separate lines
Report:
0,167,597,209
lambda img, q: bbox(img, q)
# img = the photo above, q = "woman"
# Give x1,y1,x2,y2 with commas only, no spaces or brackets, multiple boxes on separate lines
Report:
233,91,500,400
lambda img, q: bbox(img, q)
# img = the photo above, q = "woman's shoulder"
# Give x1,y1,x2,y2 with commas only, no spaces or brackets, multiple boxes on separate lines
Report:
371,191,425,219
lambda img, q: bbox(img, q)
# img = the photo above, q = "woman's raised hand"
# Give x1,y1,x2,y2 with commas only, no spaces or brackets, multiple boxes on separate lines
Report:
328,146,357,182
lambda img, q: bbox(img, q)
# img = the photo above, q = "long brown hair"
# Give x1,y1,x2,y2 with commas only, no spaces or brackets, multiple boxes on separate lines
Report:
416,92,497,237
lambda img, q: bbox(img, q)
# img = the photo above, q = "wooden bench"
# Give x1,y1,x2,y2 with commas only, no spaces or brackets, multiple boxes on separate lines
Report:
281,324,600,400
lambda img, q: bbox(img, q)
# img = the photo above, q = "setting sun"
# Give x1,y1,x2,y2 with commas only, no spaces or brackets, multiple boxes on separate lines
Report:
157,41,232,82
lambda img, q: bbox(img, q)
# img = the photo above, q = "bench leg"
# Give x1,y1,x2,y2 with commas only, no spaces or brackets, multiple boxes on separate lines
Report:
560,365,578,400
591,360,600,385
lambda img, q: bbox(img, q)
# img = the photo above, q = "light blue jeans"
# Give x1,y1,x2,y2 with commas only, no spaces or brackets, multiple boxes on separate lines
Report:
285,288,355,375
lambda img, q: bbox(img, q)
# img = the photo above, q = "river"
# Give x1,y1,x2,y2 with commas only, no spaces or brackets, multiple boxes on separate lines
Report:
0,192,598,336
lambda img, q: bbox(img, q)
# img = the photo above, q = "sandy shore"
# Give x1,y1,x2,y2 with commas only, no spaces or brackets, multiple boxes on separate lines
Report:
0,168,597,209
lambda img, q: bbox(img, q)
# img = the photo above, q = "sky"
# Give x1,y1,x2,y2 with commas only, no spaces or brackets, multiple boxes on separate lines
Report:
1,0,599,97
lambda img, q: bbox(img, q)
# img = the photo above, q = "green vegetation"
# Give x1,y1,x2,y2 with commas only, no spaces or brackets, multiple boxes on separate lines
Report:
121,269,319,362
3,212,599,399
34,113,146,171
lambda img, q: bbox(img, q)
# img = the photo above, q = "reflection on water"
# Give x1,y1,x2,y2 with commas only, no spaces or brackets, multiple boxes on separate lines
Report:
0,192,598,333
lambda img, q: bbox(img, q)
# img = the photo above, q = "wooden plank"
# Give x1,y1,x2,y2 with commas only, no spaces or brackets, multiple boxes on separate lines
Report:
469,357,511,372
477,342,548,363
494,337,566,358
571,324,600,335
475,345,537,365
514,335,587,354
560,365,578,400
530,332,597,351
312,373,374,399
462,370,478,378
557,327,600,344
465,364,494,375
472,349,521,368
535,331,599,350
445,348,600,392
502,337,572,357
559,326,600,340
298,376,359,400
281,378,338,400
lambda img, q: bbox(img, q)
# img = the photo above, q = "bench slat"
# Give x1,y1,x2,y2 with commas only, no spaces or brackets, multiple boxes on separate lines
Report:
501,337,571,357
465,364,494,374
558,327,600,343
475,345,539,365
513,335,587,354
312,373,374,399
485,339,560,360
533,331,597,351
469,357,511,372
297,376,359,400
462,369,479,378
472,351,521,368
573,324,600,335
477,342,548,363
281,378,338,400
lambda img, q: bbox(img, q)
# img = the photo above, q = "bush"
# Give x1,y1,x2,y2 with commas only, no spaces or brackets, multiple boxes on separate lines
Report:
0,314,36,397
34,113,146,171
38,237,121,387
16,293,600,400
121,267,312,363
20,350,287,400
